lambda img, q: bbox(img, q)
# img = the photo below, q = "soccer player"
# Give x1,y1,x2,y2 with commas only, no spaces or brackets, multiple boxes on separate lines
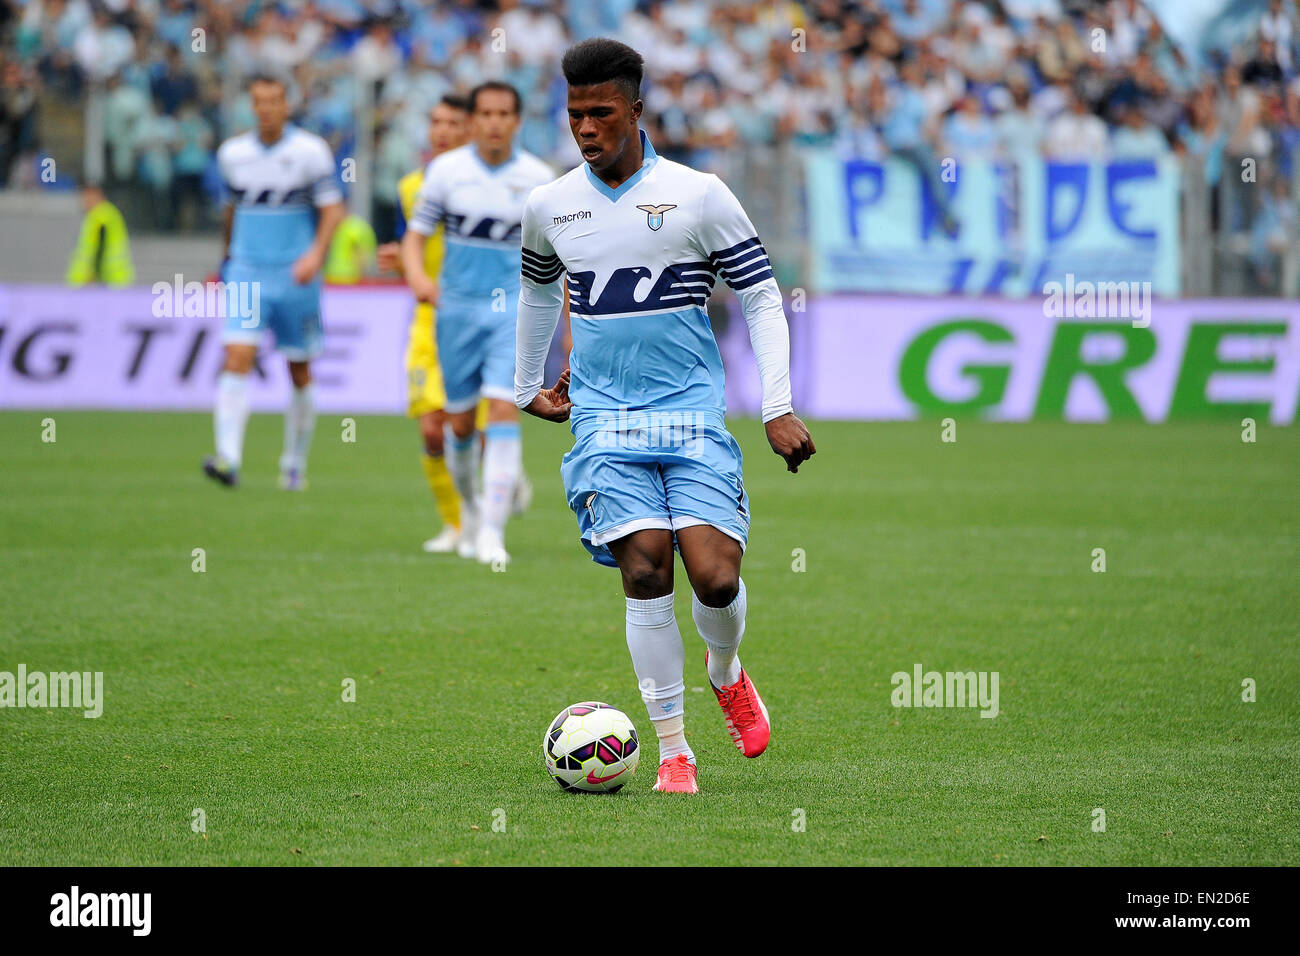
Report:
378,94,475,553
203,74,344,490
401,81,554,565
515,39,816,794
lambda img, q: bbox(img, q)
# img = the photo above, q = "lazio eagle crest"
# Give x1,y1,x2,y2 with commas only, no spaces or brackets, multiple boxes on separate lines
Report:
636,203,677,231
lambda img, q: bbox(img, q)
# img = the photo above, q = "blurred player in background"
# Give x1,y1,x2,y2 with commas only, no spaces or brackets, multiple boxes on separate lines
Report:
202,74,343,490
378,94,481,553
401,81,554,565
516,39,815,794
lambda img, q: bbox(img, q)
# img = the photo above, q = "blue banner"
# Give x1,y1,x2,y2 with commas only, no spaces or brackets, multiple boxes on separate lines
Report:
805,152,1181,297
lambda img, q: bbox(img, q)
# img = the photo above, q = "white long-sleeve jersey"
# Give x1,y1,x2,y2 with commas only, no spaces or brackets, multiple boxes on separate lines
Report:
515,130,793,425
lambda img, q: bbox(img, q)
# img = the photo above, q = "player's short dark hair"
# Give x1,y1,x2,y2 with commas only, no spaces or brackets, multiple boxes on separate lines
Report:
439,93,471,113
468,81,521,114
246,72,288,93
562,38,643,104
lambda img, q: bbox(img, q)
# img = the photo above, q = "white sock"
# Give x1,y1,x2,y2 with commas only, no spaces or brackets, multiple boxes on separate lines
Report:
280,383,316,474
653,714,693,765
214,371,250,468
694,577,746,688
446,428,479,515
626,593,692,762
480,421,521,538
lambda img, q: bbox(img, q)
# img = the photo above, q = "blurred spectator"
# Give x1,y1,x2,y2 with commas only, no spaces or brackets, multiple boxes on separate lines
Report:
103,70,147,185
835,79,888,160
1033,15,1088,83
1176,84,1227,194
1243,37,1285,90
19,0,89,97
1042,84,1109,159
1260,0,1295,73
352,18,402,83
943,94,998,160
1249,173,1294,289
135,97,179,229
73,6,134,84
0,57,39,187
149,45,196,117
994,71,1044,157
1219,65,1267,232
498,0,569,67
1110,102,1170,158
883,55,958,235
171,98,213,232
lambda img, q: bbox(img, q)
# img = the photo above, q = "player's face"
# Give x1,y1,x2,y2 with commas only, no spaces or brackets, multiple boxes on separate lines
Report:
250,81,289,139
567,82,641,173
429,104,468,156
469,90,520,154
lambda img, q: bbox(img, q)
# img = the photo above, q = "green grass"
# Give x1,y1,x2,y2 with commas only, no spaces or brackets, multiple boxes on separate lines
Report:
0,410,1296,866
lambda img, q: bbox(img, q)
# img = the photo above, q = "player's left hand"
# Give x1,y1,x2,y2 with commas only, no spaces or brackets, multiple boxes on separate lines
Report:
375,242,401,274
523,368,573,423
765,412,816,473
291,248,325,284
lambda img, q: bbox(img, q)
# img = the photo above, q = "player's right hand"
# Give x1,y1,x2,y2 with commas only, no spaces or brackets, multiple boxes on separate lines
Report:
410,274,440,305
523,368,573,423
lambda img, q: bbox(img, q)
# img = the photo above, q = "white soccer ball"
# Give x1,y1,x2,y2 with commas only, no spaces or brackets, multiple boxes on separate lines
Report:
543,701,640,793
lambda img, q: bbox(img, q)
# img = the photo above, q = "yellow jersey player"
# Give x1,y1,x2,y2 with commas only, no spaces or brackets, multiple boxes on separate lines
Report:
378,94,533,553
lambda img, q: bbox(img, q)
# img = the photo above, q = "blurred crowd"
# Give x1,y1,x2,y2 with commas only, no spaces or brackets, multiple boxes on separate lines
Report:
1,0,1298,286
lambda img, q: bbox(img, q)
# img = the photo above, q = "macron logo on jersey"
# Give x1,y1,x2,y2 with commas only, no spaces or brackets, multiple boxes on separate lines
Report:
553,211,592,225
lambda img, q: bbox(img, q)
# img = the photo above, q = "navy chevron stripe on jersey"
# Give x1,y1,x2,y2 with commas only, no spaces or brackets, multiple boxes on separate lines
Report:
523,264,564,284
522,246,564,283
708,236,774,290
522,247,559,267
565,261,717,316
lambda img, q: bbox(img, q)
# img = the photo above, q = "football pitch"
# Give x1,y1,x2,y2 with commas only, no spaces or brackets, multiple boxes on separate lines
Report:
1,410,1296,866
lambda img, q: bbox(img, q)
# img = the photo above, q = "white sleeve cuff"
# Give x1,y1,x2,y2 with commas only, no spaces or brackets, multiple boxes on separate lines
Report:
733,278,794,424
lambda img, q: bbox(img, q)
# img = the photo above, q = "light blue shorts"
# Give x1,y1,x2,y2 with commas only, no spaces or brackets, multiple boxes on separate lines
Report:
560,409,750,568
434,293,517,412
220,262,323,361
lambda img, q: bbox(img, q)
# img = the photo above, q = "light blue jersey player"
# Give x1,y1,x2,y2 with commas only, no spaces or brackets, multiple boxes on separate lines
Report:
515,40,816,795
202,74,344,491
401,81,554,566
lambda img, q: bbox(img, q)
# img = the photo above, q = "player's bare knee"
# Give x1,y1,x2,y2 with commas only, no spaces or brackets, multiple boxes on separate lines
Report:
448,413,476,440
288,361,311,388
422,431,444,456
223,346,255,375
692,569,739,608
621,561,672,600
419,420,444,455
486,399,517,423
